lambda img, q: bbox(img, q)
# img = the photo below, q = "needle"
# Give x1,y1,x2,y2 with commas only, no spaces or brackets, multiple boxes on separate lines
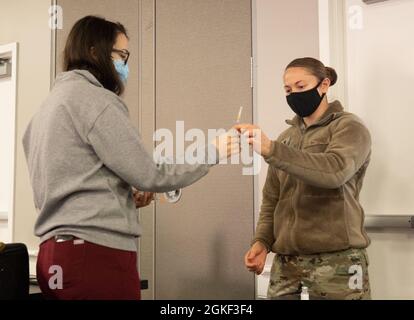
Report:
236,106,243,124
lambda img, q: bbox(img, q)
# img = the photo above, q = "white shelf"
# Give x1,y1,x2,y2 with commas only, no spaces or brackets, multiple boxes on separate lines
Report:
365,215,414,229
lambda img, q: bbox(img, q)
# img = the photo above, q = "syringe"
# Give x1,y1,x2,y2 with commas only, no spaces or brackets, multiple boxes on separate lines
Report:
236,106,244,124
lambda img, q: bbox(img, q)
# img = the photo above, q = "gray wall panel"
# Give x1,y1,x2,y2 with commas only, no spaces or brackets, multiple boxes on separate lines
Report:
155,0,254,300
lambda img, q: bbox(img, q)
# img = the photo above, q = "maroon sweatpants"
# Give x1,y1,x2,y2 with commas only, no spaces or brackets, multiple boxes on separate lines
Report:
36,237,141,300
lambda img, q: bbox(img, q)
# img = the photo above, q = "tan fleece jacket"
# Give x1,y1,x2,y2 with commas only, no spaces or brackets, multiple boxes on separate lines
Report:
253,100,371,255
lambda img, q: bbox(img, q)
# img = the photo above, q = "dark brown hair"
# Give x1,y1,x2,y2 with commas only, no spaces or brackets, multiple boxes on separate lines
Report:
63,16,128,96
285,57,338,86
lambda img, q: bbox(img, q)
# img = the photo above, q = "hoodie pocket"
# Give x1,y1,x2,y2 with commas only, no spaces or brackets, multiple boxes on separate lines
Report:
294,193,349,253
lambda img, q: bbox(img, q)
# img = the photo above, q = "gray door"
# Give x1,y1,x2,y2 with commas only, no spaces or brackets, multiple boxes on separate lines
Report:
154,0,254,300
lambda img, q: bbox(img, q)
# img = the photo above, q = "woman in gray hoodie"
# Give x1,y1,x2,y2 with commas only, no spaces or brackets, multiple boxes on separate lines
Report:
22,15,239,300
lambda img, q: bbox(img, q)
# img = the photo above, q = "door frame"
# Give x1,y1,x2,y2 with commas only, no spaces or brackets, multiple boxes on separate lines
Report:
0,42,19,243
251,0,259,300
318,0,348,107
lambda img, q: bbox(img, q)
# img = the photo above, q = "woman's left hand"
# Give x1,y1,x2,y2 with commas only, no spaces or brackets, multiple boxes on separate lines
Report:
133,190,154,208
234,124,273,157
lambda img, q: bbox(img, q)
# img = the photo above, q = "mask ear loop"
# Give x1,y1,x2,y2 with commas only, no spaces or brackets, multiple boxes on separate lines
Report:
317,78,327,100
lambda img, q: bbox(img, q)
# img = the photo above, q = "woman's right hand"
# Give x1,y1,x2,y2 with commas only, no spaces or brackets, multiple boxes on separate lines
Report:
244,241,268,275
211,128,241,160
234,124,273,158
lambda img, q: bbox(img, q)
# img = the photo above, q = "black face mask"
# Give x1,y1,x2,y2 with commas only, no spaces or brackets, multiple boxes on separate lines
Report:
286,80,325,118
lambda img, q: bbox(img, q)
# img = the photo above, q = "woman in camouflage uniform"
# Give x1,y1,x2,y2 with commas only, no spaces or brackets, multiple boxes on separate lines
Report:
237,57,371,300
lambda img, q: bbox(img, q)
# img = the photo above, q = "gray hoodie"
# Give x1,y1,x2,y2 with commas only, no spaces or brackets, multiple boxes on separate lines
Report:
22,70,218,251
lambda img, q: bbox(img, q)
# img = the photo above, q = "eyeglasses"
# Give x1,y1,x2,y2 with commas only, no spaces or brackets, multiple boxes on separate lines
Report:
112,49,130,65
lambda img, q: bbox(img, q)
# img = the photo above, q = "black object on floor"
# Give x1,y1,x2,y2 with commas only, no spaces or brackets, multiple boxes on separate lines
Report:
0,243,29,300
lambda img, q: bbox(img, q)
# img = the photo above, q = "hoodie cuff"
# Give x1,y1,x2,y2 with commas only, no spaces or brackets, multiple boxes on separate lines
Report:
251,238,272,253
263,141,277,164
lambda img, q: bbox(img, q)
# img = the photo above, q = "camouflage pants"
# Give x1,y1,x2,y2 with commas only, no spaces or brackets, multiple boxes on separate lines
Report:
267,248,371,300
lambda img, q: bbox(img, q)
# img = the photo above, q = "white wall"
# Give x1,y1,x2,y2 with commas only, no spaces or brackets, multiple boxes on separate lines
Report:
344,0,414,299
254,0,414,300
0,0,52,274
346,0,414,216
253,0,320,298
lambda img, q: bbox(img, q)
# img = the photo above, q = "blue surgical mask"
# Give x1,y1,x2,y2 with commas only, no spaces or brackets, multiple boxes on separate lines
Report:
113,59,129,83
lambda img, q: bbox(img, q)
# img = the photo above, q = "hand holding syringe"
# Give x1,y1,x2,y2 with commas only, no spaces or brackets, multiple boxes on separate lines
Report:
225,106,244,158
134,107,245,207
233,107,274,157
